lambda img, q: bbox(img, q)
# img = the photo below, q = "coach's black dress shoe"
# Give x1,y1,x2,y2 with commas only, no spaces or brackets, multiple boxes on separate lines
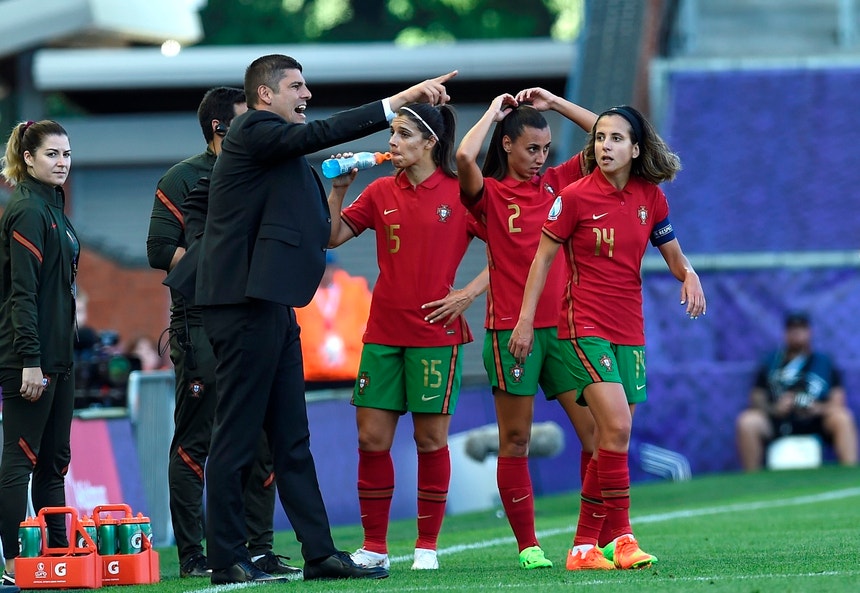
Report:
303,551,389,580
211,559,298,584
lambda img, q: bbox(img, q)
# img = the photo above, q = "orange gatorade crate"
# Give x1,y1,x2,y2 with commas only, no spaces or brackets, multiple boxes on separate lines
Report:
93,504,160,585
15,506,102,589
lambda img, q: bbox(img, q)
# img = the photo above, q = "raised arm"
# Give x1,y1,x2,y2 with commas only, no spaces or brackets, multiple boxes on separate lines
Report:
456,94,518,200
515,87,597,134
388,71,458,110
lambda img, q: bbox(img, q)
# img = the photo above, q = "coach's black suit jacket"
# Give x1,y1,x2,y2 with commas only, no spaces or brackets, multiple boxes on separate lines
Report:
196,104,387,307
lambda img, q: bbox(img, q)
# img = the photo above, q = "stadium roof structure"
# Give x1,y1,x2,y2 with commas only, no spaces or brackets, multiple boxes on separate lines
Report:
32,38,575,92
0,0,202,58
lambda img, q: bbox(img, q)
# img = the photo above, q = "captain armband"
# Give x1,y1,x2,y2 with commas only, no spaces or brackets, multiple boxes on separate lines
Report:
649,217,675,246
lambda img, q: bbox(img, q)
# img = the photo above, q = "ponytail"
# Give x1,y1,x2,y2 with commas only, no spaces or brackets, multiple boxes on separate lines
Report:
1,120,68,186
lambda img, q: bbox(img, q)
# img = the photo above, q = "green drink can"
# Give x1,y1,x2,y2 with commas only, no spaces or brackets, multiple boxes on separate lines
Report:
18,517,42,558
118,517,142,554
98,518,118,555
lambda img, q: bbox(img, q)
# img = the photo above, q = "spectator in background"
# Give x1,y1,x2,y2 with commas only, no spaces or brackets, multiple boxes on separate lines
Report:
294,251,371,389
73,291,99,359
124,335,170,372
0,120,78,593
736,311,859,471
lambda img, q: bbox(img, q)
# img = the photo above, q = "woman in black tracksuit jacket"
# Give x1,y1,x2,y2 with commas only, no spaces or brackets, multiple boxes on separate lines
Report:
0,120,78,588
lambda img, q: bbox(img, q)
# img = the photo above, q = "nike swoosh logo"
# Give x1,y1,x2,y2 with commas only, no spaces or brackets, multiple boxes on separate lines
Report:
421,394,441,401
417,515,433,520
383,208,398,215
512,494,531,503
636,384,646,391
592,213,608,220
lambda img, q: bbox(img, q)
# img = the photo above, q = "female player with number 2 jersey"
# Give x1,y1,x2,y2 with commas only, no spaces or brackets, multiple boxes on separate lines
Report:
456,88,597,570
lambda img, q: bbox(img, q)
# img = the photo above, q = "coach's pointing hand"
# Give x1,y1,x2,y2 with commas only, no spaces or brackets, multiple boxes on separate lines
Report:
389,70,458,110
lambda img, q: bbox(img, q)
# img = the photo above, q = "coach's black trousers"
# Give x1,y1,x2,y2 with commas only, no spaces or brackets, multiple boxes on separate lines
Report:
202,300,336,569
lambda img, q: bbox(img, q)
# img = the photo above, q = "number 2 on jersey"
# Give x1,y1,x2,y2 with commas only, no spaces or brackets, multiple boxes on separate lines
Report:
507,204,521,234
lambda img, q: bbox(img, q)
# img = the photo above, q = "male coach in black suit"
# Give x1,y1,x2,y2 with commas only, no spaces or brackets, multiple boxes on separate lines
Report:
195,53,456,583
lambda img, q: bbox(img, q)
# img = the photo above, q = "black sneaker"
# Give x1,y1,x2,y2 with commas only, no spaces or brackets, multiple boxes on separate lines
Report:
253,551,303,577
179,554,211,578
211,559,294,584
1,572,20,593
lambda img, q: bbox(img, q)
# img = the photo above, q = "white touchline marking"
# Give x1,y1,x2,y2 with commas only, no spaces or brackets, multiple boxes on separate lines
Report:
388,486,860,563
333,570,860,591
202,568,860,593
196,486,860,593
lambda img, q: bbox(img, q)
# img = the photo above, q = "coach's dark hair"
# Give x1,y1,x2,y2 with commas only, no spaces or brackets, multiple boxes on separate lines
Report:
198,87,246,144
244,54,303,109
481,104,548,181
395,103,457,178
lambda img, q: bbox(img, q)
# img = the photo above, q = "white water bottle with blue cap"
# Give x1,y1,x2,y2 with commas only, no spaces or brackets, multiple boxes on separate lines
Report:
321,151,391,178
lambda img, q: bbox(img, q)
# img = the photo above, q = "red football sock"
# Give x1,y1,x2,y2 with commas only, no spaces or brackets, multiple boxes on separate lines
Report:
416,446,450,550
597,448,632,541
580,449,592,487
597,513,614,547
573,455,604,546
357,448,394,554
497,456,538,551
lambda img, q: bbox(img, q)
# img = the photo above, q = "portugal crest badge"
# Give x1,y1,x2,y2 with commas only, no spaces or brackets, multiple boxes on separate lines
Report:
358,371,371,394
189,380,204,397
599,354,613,373
437,204,451,222
638,205,648,225
509,363,524,383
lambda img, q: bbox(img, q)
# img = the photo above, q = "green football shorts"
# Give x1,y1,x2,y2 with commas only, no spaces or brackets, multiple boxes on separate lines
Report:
352,343,462,414
483,328,577,398
559,337,646,405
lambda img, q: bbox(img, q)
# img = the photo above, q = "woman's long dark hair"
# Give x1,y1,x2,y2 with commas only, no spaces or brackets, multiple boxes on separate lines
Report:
396,103,457,178
481,105,547,181
583,105,681,184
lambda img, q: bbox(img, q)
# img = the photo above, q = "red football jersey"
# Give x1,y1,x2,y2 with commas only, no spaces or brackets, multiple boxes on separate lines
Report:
543,169,670,345
464,154,585,330
342,168,481,347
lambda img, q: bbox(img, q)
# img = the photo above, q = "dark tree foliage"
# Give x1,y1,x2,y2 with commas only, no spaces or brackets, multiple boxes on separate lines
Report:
199,0,560,45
